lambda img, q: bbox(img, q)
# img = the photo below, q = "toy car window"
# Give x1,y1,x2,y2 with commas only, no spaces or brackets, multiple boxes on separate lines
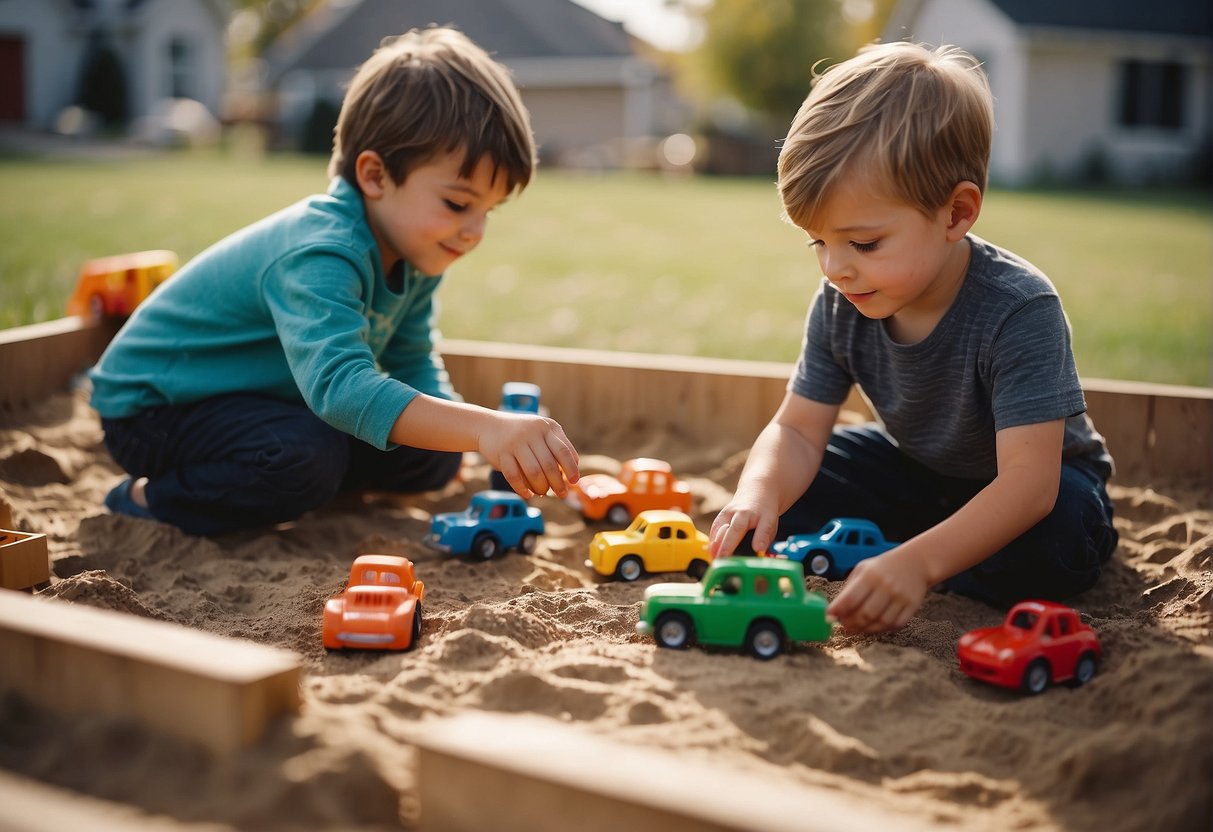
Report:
722,575,741,594
844,530,859,545
778,576,795,597
381,573,400,584
677,530,687,539
1058,615,1073,635
862,534,875,545
1011,610,1038,630
489,505,506,519
754,576,770,595
659,527,672,539
362,570,377,583
635,472,649,492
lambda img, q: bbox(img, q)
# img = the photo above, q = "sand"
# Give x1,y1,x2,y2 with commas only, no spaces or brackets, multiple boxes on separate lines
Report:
0,390,1210,831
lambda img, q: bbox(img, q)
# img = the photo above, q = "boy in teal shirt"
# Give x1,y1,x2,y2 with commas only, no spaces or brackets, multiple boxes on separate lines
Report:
92,27,580,535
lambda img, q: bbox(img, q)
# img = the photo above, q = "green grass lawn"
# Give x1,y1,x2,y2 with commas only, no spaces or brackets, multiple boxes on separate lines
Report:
2,150,1209,386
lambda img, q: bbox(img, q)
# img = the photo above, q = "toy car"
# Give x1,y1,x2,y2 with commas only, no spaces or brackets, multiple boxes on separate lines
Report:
566,457,692,526
635,557,832,660
768,517,898,579
489,382,542,491
322,554,425,650
585,509,710,582
426,490,545,560
957,600,1102,694
66,249,178,319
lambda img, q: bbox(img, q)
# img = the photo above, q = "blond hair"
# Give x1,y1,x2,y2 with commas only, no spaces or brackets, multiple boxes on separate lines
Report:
778,41,993,228
329,26,536,193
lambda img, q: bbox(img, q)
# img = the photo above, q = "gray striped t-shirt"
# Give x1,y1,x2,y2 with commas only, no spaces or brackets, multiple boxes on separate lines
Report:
790,235,1112,481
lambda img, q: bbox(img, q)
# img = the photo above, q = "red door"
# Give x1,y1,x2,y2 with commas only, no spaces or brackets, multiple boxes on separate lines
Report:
0,36,25,122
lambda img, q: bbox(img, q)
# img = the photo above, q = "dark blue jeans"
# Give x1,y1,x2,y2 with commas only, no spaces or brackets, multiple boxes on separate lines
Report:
751,424,1118,609
101,393,462,536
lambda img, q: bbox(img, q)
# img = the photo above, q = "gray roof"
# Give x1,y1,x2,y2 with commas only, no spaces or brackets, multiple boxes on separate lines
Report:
987,0,1212,38
267,0,634,81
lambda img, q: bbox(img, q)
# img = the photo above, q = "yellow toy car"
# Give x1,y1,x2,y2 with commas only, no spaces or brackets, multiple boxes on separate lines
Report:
66,249,178,319
585,509,711,582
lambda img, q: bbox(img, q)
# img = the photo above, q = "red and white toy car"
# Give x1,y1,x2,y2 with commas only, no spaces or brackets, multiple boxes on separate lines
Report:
957,600,1101,694
323,554,425,651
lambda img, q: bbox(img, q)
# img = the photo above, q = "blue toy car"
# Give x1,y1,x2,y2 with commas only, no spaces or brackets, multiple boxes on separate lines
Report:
499,381,541,414
768,518,898,579
426,490,545,561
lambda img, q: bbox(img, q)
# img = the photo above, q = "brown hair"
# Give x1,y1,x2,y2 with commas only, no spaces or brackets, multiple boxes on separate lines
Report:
778,41,993,228
329,26,536,194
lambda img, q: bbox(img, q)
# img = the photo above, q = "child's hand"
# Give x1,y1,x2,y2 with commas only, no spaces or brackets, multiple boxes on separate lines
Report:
826,547,930,634
479,412,580,499
709,491,780,557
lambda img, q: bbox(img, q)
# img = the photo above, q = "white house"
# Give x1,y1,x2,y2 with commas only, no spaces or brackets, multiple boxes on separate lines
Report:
0,0,227,131
263,0,683,167
884,0,1212,185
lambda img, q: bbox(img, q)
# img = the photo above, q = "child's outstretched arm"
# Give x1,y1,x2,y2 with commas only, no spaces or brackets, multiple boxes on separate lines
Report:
710,393,840,557
828,419,1066,634
389,395,580,499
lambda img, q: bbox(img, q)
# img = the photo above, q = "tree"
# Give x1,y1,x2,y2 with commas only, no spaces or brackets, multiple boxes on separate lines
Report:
691,0,850,128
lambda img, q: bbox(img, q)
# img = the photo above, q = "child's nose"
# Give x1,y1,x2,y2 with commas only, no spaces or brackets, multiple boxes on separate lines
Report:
820,249,853,282
460,214,486,242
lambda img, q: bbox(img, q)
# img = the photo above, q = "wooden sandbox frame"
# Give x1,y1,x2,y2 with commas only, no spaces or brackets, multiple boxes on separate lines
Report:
0,316,1210,829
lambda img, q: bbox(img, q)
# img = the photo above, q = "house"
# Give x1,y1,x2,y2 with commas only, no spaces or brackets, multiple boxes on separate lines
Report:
263,0,682,167
883,0,1212,185
0,0,227,133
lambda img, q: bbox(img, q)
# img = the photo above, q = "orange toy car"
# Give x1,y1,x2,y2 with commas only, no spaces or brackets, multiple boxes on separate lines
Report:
322,554,426,651
66,249,178,319
566,457,692,525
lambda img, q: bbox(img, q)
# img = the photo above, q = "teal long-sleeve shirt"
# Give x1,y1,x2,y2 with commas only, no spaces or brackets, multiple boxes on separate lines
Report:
89,177,457,451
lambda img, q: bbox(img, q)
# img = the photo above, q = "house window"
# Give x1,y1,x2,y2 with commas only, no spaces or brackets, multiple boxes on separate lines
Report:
168,37,192,99
1119,60,1186,129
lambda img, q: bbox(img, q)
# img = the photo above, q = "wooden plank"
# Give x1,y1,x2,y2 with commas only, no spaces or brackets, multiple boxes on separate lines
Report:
0,317,118,410
414,713,934,832
0,529,49,590
0,321,1207,488
0,770,209,832
0,592,302,756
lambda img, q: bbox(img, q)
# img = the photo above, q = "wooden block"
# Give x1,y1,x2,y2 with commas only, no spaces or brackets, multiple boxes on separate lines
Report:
414,713,933,832
0,769,194,832
0,316,119,409
0,592,302,756
0,529,50,590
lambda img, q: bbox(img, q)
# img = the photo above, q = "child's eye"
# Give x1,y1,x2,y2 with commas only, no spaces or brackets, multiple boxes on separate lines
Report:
443,199,467,213
851,240,879,253
806,239,824,249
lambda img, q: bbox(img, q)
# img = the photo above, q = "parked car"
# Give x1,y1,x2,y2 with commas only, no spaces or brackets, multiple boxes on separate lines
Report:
957,600,1102,694
322,554,425,651
427,490,545,560
635,557,832,660
768,518,898,579
66,249,178,319
489,382,542,491
567,457,692,526
585,509,710,582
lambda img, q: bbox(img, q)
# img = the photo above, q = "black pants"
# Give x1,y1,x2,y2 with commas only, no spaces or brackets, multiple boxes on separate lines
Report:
755,424,1118,609
102,393,462,536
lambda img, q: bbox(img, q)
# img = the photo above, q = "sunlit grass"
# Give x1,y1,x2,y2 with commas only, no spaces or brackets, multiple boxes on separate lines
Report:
2,150,1208,386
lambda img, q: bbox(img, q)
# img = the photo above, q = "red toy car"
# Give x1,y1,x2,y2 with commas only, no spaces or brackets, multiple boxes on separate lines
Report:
957,600,1101,694
322,554,425,651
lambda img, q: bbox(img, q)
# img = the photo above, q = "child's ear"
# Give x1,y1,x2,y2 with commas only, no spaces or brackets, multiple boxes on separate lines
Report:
355,151,388,199
945,181,983,241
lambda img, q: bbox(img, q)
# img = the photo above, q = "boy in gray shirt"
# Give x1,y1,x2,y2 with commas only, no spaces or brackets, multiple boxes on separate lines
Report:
709,41,1116,633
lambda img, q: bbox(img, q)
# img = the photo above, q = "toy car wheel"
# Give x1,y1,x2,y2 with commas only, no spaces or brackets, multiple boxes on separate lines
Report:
606,504,631,526
1022,658,1051,694
807,552,833,577
654,612,693,649
616,555,644,582
410,603,423,649
686,559,709,579
472,533,501,561
518,532,539,555
746,620,785,661
1072,652,1098,686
